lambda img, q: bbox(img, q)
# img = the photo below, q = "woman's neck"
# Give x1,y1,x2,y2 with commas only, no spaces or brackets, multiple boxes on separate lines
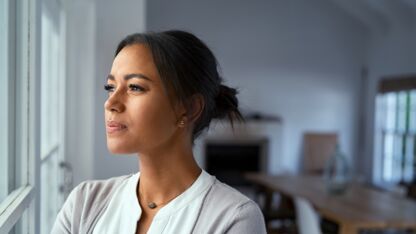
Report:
136,146,202,207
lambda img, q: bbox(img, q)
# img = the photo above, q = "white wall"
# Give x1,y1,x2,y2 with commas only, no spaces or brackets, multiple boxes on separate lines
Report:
147,0,368,173
93,0,147,180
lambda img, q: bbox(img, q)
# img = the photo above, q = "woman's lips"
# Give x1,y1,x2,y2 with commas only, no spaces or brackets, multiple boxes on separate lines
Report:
106,121,127,134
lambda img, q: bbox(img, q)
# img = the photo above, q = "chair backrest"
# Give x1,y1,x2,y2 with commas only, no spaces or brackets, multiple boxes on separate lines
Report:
302,133,338,174
294,197,322,234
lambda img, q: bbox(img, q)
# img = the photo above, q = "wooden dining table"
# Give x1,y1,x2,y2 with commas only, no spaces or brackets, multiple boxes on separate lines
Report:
245,173,416,234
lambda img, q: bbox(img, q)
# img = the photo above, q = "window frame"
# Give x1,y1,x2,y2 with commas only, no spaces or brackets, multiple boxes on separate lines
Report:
0,0,41,233
0,0,14,204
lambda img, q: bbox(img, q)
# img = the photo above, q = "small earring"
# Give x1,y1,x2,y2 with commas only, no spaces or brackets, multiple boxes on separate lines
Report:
179,119,185,127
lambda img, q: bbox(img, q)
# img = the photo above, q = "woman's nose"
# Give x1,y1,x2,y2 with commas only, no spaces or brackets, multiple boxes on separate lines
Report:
104,91,126,113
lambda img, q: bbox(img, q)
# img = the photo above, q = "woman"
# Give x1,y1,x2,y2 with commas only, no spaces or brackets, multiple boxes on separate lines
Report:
52,30,266,234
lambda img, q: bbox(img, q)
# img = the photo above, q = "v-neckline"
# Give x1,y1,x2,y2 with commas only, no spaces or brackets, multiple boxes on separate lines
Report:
131,170,214,232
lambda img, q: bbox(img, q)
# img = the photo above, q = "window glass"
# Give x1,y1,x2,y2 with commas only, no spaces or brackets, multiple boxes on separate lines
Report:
40,11,60,158
379,90,416,183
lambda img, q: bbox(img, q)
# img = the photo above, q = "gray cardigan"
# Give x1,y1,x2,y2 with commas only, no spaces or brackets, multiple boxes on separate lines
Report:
51,174,267,234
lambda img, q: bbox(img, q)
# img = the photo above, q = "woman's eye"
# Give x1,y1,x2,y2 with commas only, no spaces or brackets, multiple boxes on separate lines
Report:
104,84,115,93
129,84,145,92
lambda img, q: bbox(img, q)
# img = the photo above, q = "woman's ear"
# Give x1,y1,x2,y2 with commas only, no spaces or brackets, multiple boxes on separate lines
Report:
185,94,205,124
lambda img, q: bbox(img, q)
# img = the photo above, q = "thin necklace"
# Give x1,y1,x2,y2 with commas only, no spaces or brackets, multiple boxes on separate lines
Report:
138,188,179,209
137,170,201,209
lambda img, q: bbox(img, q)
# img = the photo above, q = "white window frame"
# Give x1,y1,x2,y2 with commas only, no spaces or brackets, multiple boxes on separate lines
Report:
0,0,42,233
0,0,15,205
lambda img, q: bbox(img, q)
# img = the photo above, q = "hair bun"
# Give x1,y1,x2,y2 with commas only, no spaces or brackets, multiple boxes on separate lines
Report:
213,84,239,119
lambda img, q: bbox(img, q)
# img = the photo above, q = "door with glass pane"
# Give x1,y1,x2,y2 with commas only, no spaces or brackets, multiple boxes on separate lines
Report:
40,0,67,232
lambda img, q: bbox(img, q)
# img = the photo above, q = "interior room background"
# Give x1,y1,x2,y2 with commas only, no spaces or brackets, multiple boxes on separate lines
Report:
1,0,415,233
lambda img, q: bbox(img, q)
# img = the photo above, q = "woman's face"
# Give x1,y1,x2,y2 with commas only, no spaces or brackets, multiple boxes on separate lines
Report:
104,44,184,154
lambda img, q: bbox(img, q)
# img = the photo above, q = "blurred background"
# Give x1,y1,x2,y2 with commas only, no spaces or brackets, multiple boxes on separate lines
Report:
1,0,416,233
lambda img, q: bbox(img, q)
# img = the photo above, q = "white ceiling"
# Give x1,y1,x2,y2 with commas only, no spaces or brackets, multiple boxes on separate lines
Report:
332,0,416,33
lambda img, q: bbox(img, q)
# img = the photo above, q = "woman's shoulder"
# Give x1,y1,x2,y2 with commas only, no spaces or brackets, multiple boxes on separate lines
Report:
69,174,134,213
195,178,267,233
74,174,133,196
51,174,135,234
207,179,252,206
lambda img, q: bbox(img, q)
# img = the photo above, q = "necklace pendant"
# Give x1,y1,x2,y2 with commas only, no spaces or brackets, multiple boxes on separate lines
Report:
148,202,157,209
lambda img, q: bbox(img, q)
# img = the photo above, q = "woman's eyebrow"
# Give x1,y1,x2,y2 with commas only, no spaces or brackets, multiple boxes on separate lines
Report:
107,73,153,82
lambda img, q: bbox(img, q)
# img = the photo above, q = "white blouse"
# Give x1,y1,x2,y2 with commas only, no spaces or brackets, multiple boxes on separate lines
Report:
93,170,216,233
52,170,266,234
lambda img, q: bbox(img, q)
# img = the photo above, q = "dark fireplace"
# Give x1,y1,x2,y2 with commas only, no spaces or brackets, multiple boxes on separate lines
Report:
204,139,268,187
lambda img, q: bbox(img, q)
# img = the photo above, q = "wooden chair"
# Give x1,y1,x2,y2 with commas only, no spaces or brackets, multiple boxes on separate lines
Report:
300,133,338,233
260,133,338,233
302,132,338,175
266,133,338,233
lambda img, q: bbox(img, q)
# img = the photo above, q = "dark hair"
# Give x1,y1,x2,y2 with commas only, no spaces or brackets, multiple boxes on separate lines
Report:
115,30,244,142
